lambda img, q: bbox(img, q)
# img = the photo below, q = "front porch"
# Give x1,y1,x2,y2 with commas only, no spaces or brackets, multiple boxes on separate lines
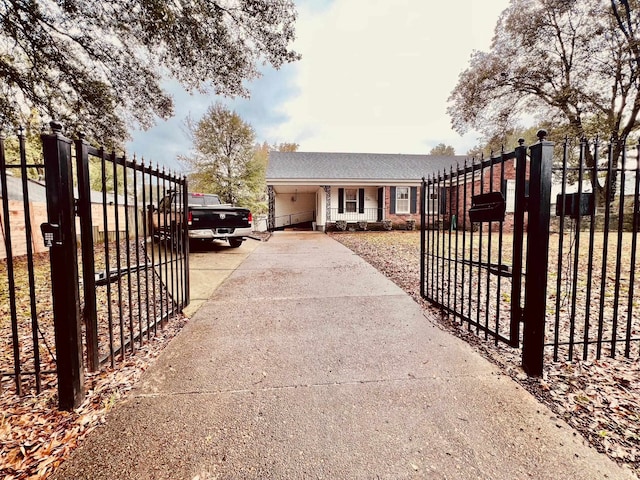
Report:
268,185,387,232
267,184,421,232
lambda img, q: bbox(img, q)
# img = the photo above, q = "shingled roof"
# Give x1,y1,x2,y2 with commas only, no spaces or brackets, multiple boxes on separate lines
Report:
267,152,466,182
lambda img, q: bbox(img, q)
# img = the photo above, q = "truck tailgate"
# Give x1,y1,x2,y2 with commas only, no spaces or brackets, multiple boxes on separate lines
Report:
190,207,251,229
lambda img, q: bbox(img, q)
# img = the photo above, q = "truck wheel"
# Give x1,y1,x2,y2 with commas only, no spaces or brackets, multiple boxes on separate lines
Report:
229,238,243,248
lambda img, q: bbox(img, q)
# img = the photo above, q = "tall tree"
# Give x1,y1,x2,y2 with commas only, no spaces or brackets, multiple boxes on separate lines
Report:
274,142,299,152
0,0,300,144
447,0,640,201
248,141,299,213
429,143,455,156
466,125,549,159
181,103,259,207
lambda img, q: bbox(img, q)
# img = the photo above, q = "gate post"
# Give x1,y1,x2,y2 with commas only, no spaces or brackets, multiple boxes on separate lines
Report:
510,140,528,347
75,134,99,372
522,130,554,376
420,177,426,298
182,177,190,306
41,122,84,409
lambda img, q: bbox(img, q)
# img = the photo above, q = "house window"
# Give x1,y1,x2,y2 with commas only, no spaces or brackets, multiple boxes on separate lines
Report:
396,187,410,214
426,187,438,214
345,188,357,212
505,180,516,213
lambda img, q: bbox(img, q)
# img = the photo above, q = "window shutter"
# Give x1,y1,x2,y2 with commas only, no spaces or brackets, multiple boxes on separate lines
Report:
439,187,446,214
338,188,344,214
358,188,365,213
410,187,417,214
377,188,383,221
390,187,396,214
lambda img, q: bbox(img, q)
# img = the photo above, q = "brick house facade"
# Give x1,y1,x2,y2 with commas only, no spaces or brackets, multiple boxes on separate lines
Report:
266,152,463,232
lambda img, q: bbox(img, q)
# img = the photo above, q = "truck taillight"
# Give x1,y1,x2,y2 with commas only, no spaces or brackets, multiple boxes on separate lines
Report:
248,212,252,223
187,211,193,226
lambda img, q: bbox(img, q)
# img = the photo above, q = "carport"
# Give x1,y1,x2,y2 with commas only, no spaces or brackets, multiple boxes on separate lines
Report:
267,184,320,230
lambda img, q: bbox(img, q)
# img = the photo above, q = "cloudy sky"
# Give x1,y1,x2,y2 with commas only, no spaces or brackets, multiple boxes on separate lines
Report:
126,0,511,170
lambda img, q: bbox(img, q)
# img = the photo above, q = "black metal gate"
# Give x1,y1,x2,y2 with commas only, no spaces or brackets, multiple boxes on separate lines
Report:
0,128,51,397
421,131,640,373
420,132,554,375
1,123,190,409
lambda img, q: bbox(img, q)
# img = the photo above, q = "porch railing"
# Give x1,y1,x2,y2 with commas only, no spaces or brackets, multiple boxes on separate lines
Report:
330,208,381,222
274,210,315,229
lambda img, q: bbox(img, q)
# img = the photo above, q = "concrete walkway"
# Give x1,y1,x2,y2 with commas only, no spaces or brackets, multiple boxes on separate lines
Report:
53,232,635,480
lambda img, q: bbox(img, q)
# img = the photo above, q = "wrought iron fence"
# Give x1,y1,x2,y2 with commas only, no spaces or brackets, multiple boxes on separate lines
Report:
0,129,51,396
549,137,640,361
421,133,640,372
1,124,189,408
421,145,528,350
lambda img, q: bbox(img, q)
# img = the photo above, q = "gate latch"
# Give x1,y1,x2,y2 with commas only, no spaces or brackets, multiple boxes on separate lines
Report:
469,192,506,223
40,223,62,247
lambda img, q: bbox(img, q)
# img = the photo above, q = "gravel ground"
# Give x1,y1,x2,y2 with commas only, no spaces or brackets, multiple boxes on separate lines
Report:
330,230,640,479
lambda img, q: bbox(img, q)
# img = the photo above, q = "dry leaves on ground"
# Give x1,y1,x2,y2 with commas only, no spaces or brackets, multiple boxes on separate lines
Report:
1,315,187,480
331,230,640,478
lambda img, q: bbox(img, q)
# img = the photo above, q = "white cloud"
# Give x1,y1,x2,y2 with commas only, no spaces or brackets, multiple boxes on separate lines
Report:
127,0,511,167
267,0,511,154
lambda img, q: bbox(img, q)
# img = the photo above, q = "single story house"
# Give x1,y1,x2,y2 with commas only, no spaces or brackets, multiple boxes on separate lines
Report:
266,151,466,231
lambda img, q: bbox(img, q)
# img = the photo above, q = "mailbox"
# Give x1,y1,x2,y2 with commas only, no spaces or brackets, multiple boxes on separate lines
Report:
469,191,506,223
555,192,594,219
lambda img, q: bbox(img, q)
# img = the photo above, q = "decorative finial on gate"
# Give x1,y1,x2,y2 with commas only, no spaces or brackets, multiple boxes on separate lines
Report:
536,129,548,142
50,121,63,133
518,138,525,146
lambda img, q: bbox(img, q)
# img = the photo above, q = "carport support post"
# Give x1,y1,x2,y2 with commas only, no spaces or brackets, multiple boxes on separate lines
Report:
42,122,84,410
521,131,553,377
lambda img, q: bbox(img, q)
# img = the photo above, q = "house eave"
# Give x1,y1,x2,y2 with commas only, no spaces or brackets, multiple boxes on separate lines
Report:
266,178,423,186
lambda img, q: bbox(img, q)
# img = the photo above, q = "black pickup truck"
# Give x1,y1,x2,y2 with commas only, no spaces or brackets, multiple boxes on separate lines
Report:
151,192,252,248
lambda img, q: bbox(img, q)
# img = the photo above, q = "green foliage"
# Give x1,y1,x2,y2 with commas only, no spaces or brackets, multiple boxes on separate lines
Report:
0,0,300,145
273,142,299,152
181,103,259,208
429,143,455,156
466,125,545,159
87,158,137,196
2,111,44,180
3,131,43,180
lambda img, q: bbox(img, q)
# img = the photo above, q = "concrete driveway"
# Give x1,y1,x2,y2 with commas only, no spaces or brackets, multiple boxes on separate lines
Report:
52,231,635,480
183,239,261,318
